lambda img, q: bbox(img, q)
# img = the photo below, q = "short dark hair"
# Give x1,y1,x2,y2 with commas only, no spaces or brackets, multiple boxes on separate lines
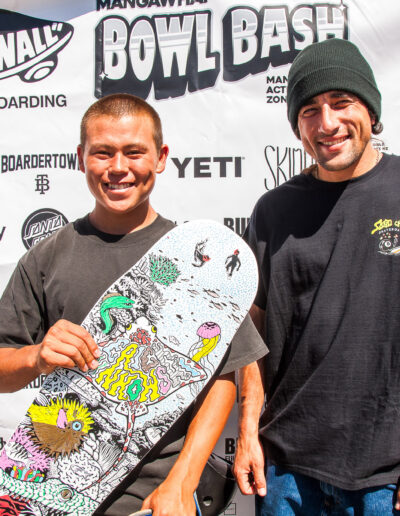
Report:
369,112,383,135
80,93,163,151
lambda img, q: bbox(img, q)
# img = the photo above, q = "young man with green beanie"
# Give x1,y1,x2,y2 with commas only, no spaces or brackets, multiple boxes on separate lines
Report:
233,37,400,514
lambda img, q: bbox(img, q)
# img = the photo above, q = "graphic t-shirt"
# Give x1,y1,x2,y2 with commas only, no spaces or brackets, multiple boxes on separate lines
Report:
245,153,400,489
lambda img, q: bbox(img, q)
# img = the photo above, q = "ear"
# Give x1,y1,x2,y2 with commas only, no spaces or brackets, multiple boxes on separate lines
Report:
155,144,169,174
77,145,85,173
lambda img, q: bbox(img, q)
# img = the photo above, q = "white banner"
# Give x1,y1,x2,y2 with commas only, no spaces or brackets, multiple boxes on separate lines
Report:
0,1,399,514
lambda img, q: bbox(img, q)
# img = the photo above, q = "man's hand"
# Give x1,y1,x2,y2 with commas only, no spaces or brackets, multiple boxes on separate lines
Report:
233,433,266,496
140,373,236,516
141,477,196,516
0,319,100,392
35,319,100,374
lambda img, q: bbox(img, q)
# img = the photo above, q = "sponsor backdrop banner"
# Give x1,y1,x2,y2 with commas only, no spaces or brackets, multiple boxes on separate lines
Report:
0,1,399,513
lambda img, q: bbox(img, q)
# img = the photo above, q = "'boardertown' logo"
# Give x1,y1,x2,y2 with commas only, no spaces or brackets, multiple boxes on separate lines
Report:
95,3,348,99
21,208,68,249
0,9,73,83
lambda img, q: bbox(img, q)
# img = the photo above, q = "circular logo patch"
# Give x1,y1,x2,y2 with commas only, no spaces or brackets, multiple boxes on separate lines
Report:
21,208,68,249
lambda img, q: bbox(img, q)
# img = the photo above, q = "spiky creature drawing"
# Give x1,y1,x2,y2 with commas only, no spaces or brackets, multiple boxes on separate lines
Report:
28,398,94,458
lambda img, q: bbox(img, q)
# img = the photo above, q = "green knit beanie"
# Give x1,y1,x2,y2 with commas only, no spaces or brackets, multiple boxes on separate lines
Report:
287,38,381,132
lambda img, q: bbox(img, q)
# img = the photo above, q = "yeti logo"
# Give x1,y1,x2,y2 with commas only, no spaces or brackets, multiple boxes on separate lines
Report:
0,9,73,83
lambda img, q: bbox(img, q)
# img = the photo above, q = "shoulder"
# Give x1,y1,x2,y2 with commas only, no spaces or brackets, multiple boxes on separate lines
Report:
256,173,310,205
18,219,79,272
140,215,176,244
382,153,400,170
385,152,400,161
2,220,78,308
155,215,176,233
367,153,400,184
250,173,311,222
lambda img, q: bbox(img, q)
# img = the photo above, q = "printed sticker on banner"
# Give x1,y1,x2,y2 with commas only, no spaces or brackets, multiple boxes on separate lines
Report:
0,9,73,83
21,209,68,250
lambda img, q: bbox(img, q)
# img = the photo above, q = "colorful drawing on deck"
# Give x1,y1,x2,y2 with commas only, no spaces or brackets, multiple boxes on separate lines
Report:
0,220,258,515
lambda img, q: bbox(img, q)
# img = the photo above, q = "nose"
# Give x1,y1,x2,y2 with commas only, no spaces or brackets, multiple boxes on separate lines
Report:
319,104,339,134
109,152,129,173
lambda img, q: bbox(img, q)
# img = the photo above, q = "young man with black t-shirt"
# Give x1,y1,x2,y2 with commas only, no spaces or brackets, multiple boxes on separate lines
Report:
0,93,266,515
234,38,400,514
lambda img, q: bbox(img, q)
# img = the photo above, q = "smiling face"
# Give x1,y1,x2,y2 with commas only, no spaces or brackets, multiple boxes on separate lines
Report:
297,90,377,182
78,113,168,234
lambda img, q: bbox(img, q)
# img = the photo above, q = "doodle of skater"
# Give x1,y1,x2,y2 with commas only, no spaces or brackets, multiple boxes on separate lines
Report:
225,250,241,277
192,239,210,267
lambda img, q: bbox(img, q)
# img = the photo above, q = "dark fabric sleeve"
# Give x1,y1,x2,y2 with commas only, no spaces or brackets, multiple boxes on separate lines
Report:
0,255,45,347
218,312,268,375
243,204,268,310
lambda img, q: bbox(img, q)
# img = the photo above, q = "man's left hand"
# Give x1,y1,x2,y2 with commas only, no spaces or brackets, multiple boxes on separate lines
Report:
141,479,196,516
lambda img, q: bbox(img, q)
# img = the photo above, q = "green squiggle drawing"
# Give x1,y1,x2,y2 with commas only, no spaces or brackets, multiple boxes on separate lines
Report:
100,295,135,335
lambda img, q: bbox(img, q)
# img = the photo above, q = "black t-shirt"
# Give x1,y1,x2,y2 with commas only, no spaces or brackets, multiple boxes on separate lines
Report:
0,214,266,513
245,153,400,489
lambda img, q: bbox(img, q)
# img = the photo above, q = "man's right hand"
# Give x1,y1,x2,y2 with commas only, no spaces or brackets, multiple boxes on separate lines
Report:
35,319,100,374
233,434,267,497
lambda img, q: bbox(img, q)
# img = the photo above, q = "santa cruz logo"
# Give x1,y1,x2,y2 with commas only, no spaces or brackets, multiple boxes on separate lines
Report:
0,9,73,83
21,208,68,249
95,3,348,99
371,218,400,256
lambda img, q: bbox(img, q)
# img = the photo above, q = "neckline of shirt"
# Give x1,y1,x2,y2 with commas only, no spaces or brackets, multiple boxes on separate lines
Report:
75,214,170,247
305,152,389,189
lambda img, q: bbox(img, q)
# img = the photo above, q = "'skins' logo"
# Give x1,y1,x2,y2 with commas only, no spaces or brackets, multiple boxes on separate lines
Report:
371,218,400,255
0,9,73,83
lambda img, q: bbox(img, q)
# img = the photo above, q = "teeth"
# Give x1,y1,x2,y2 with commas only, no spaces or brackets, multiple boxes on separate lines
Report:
107,183,133,190
321,137,347,146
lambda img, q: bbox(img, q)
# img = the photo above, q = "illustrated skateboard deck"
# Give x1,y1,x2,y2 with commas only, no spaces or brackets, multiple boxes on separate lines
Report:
0,220,258,515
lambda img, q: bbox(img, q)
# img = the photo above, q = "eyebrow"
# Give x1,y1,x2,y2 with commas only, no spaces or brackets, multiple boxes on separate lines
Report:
90,142,148,152
302,91,354,107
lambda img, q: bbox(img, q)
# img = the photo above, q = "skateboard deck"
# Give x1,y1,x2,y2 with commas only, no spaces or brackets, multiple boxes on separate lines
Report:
0,220,258,515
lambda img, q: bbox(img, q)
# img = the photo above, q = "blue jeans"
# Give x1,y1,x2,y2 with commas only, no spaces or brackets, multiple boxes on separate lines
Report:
256,464,400,515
